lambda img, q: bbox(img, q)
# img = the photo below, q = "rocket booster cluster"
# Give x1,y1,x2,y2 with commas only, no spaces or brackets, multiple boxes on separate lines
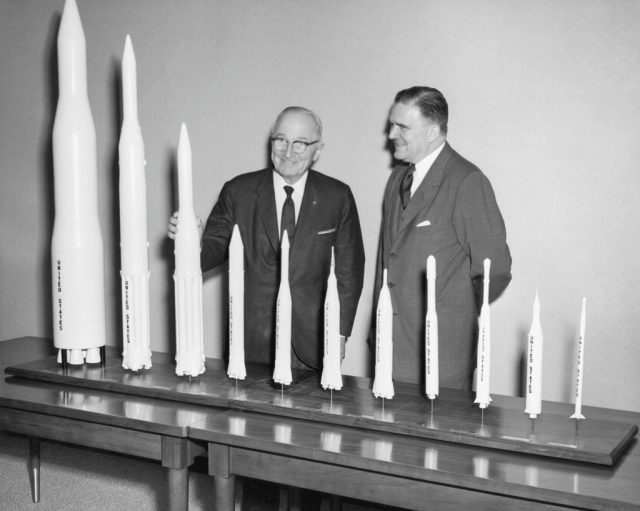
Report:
119,35,152,372
173,125,205,377
51,0,106,364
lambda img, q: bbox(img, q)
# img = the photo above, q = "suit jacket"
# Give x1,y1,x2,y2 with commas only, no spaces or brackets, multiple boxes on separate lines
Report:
201,168,365,370
372,142,511,390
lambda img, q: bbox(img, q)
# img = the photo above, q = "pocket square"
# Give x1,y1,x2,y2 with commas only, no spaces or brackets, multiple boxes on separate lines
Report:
317,228,336,235
416,220,431,227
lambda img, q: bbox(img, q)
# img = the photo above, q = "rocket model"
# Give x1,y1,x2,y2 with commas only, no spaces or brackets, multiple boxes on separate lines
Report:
425,255,439,400
570,297,587,420
525,291,544,419
227,225,246,380
321,248,343,391
372,269,394,399
474,258,492,408
51,0,105,365
119,35,151,371
273,234,293,386
173,124,205,377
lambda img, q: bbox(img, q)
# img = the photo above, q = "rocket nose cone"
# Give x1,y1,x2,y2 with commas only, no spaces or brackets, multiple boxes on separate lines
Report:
122,35,138,119
178,124,191,159
57,0,87,96
123,35,135,62
59,0,84,41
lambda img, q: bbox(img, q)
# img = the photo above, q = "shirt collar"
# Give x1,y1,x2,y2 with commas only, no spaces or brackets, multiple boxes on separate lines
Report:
415,142,445,175
410,142,445,194
273,169,309,194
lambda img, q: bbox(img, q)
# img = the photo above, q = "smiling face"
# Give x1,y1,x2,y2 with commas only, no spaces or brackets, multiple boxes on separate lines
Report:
271,111,323,184
388,102,442,164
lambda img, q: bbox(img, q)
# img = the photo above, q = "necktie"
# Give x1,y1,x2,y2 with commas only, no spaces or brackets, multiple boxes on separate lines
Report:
400,164,415,209
281,185,295,242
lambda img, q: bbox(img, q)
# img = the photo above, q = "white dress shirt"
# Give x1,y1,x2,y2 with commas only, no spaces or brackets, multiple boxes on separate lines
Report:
411,142,445,196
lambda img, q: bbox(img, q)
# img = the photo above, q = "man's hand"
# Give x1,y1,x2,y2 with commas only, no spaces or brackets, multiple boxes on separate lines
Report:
167,211,179,239
167,212,204,240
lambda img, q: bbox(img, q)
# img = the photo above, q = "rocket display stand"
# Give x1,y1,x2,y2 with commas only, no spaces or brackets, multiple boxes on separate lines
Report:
6,348,637,467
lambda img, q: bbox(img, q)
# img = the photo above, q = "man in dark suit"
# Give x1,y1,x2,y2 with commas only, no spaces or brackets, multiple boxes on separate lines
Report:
372,86,512,390
172,106,365,372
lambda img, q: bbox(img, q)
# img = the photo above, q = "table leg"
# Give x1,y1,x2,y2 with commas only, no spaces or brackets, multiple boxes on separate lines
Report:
329,495,342,511
288,487,302,511
167,467,188,511
278,487,288,511
235,479,243,511
29,437,40,503
215,474,235,511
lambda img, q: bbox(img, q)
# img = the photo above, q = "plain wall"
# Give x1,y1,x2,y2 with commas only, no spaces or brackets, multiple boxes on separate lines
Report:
1,0,639,412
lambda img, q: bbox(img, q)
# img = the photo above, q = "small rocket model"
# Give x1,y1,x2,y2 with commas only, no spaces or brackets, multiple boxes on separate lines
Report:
273,234,293,386
173,124,205,377
474,258,492,408
321,248,343,391
227,225,246,380
51,0,105,365
525,291,544,419
425,255,439,400
119,35,151,371
570,298,587,420
372,269,394,399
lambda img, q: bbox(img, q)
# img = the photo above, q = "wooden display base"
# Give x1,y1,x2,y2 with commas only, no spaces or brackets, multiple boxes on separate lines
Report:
6,349,637,466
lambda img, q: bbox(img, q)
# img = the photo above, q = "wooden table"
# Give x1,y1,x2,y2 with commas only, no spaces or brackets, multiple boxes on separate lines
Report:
0,337,207,511
3,336,640,510
191,406,640,510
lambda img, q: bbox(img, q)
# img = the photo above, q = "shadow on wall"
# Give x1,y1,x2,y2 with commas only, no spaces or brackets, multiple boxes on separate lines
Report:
109,55,123,350
161,150,179,358
516,326,527,398
38,12,60,340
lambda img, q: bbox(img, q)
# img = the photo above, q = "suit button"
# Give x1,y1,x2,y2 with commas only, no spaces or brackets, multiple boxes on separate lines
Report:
390,252,397,258
388,282,395,288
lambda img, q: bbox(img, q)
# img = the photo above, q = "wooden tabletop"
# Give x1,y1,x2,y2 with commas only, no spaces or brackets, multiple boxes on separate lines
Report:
190,408,640,510
6,337,637,466
0,336,215,437
3,337,639,510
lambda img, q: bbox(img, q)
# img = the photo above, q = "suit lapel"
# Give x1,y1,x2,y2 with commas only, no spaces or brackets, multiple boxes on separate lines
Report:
255,169,280,253
397,143,452,234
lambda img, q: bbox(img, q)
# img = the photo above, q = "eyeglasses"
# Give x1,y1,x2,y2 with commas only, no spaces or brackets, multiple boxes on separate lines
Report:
271,137,320,154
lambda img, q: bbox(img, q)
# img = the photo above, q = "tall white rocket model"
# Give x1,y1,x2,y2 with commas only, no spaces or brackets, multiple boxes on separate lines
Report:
273,234,293,386
119,36,151,371
372,269,394,399
525,291,544,419
474,258,492,408
173,124,205,377
425,256,439,400
570,298,587,420
227,225,246,380
51,0,105,365
321,248,343,391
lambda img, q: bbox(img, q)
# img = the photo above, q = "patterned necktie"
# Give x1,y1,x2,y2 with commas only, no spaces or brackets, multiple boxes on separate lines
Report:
400,164,415,209
281,185,296,242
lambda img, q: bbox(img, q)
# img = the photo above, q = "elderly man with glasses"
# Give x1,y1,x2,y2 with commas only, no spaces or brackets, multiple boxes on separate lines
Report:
170,106,365,373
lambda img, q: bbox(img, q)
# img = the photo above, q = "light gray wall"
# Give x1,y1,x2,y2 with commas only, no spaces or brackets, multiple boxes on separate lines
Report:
1,0,639,412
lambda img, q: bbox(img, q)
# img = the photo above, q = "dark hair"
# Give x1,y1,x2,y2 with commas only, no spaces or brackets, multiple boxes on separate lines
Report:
394,86,448,135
